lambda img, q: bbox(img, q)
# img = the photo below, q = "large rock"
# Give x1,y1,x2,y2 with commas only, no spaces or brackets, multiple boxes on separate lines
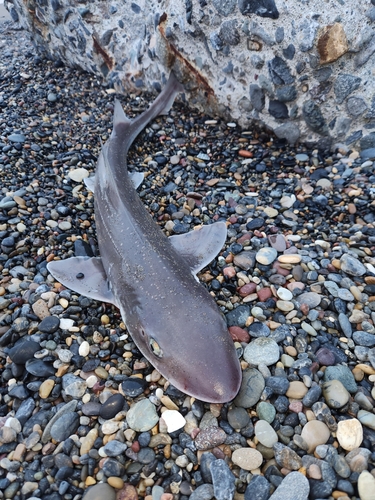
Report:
5,0,375,147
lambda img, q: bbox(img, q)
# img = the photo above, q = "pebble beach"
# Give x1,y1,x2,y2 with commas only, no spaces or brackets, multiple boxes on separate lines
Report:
2,13,375,500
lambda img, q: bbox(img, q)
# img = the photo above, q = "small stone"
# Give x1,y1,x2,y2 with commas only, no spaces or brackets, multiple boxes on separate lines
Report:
256,247,278,265
227,407,250,429
126,399,159,432
255,420,278,447
244,475,270,500
340,253,366,276
50,412,80,442
121,377,147,398
244,337,280,366
195,426,227,450
68,168,89,182
38,315,60,333
39,379,55,399
317,23,348,64
82,483,116,500
295,292,321,308
234,368,265,408
231,447,263,471
322,379,350,408
286,381,308,399
337,419,363,451
301,420,331,453
8,340,40,364
211,459,235,500
324,365,357,393
358,470,375,500
99,393,126,419
32,299,50,319
161,410,186,433
273,443,302,470
358,410,375,430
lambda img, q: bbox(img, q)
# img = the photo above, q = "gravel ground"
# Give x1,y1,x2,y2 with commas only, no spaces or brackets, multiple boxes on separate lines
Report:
2,16,375,500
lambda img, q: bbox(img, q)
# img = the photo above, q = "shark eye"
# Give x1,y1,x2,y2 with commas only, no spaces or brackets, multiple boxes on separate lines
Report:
149,338,163,358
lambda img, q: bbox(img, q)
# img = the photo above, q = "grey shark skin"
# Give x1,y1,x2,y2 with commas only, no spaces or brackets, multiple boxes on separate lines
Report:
47,74,242,403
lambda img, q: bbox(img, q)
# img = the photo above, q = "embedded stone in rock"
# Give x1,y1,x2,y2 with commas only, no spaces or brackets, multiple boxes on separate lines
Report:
232,447,263,470
244,337,280,366
238,0,279,19
302,100,328,134
334,74,362,104
126,399,159,432
337,418,363,451
300,420,331,453
268,56,294,85
234,368,265,408
340,253,366,276
317,23,348,64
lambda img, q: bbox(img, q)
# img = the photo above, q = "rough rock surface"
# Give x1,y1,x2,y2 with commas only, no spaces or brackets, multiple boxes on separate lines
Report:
5,0,375,148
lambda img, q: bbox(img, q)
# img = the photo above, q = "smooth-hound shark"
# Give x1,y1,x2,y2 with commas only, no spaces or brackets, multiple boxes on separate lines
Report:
47,74,242,403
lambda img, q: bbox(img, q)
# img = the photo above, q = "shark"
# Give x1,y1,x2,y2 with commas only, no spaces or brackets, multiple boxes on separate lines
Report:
47,73,242,403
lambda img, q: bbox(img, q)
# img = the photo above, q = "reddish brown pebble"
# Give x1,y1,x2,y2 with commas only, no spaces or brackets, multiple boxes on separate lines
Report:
238,283,257,297
116,483,138,500
223,266,236,278
237,233,252,245
229,326,250,343
257,287,272,301
194,426,227,450
289,401,303,413
300,303,310,316
272,262,291,276
238,149,253,158
131,441,140,452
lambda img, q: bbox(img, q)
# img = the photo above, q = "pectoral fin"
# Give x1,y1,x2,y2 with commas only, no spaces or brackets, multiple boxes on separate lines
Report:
47,256,118,306
169,221,227,275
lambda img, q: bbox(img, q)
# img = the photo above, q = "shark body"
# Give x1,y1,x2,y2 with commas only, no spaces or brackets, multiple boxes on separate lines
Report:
47,74,242,403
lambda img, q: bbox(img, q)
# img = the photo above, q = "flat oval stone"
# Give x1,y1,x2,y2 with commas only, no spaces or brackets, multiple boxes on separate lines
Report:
268,471,309,500
195,426,227,451
358,410,375,430
337,418,363,451
231,447,263,471
50,412,80,442
322,379,350,408
38,316,60,333
161,410,186,433
234,369,265,409
99,393,126,419
25,359,55,377
340,253,366,276
8,340,40,364
256,247,278,265
227,407,250,429
273,443,302,470
121,377,147,398
276,300,294,312
278,254,301,264
277,287,293,300
358,470,375,500
295,292,321,308
286,381,308,399
68,168,89,183
82,483,116,500
255,420,278,447
301,420,331,453
126,399,159,432
244,338,280,366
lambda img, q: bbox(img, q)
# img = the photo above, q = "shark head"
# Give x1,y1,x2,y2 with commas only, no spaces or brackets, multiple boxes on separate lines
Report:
124,296,242,404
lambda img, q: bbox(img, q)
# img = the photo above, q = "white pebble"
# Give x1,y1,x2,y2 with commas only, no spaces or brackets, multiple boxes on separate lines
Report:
79,341,90,357
161,410,186,433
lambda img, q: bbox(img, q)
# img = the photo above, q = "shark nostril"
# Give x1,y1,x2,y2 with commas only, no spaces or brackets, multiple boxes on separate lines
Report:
149,338,163,358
